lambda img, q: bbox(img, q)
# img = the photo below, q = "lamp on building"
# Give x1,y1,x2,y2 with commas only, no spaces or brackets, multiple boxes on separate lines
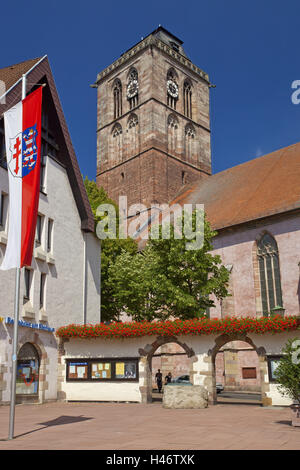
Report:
271,306,285,317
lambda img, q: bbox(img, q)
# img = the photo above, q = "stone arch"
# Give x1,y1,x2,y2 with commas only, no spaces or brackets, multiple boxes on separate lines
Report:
138,335,195,403
16,329,50,404
208,333,269,405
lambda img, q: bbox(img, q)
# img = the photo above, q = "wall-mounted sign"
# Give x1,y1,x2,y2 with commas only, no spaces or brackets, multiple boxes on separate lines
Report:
5,316,55,333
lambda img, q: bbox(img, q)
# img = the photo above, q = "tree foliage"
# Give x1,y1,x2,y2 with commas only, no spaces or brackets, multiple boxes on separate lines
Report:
109,210,229,321
274,338,300,403
84,177,137,322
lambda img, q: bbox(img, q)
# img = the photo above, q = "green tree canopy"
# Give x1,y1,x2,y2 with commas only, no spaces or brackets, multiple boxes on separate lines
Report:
109,210,229,321
84,177,137,322
274,338,300,403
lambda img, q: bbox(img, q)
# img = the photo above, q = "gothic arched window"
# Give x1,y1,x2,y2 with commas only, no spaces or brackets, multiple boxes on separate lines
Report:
111,123,123,163
113,79,122,119
183,80,192,119
257,233,283,316
167,114,178,154
127,113,139,157
184,123,195,161
166,69,179,110
127,68,139,110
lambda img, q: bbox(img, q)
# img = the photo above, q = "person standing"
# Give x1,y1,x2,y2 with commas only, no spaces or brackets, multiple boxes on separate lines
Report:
155,369,163,393
165,372,172,384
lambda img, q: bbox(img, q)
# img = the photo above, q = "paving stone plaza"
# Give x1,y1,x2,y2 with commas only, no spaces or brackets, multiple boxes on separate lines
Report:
0,402,299,450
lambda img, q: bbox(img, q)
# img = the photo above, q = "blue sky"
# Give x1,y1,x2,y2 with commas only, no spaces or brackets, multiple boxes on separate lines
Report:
1,0,300,180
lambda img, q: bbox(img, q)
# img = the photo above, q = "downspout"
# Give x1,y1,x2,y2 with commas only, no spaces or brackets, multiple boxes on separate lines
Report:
83,232,87,324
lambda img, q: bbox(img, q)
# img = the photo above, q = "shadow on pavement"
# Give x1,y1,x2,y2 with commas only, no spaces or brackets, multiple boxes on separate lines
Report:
12,415,93,439
275,420,292,427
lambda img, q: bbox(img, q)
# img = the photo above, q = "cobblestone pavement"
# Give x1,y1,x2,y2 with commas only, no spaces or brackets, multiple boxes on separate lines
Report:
0,402,299,450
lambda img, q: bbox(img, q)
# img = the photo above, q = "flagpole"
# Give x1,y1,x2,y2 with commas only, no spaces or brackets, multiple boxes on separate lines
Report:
8,267,21,440
7,74,26,440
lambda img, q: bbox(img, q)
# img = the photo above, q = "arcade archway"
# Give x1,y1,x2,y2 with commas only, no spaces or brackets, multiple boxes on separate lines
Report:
16,342,40,403
138,336,196,403
210,334,268,405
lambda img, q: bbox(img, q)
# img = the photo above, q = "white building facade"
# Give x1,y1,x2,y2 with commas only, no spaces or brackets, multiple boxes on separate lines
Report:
0,57,100,404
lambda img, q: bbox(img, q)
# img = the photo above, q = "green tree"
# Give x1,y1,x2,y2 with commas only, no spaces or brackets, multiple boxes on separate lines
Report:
84,177,137,322
274,338,300,403
109,210,229,321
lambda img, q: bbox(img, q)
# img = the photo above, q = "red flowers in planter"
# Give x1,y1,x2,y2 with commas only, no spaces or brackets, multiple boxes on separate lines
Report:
55,315,300,339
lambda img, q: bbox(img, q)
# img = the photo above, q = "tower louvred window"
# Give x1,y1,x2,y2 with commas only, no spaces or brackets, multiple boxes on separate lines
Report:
183,80,192,118
113,79,122,119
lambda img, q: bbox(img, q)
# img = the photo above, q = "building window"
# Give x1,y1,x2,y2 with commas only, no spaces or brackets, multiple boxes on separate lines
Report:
66,358,139,382
111,123,123,163
0,120,7,169
242,367,257,379
184,124,195,161
127,113,139,157
47,218,53,253
183,80,192,119
24,268,32,302
0,192,8,229
40,155,47,193
167,114,178,155
40,273,46,309
113,79,122,119
127,68,139,110
257,233,283,316
41,110,59,192
267,355,282,382
35,214,43,246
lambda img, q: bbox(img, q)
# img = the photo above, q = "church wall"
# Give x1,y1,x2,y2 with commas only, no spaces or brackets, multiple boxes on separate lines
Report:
210,214,300,318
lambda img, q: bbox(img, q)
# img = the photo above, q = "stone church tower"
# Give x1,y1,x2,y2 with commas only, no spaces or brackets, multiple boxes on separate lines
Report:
94,27,212,210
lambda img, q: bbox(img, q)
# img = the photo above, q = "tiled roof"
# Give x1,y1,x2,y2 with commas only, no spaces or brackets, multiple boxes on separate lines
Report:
0,58,42,93
172,142,300,230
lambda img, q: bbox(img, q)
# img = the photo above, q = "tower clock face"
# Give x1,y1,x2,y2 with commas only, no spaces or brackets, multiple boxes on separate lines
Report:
127,79,139,99
167,80,179,99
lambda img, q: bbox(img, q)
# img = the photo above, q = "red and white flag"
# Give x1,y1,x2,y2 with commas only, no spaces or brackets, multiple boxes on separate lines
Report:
0,87,43,270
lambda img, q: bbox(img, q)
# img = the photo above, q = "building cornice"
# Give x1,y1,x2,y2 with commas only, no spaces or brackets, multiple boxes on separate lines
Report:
97,146,211,177
96,96,211,134
94,36,210,86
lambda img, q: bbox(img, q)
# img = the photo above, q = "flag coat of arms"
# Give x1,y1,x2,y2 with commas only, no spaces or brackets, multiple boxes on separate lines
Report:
1,87,43,270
